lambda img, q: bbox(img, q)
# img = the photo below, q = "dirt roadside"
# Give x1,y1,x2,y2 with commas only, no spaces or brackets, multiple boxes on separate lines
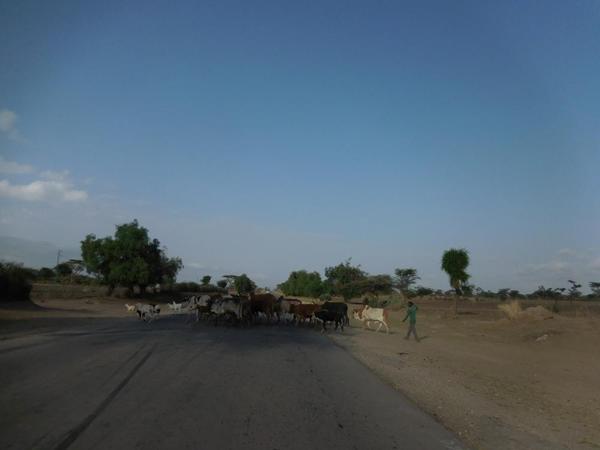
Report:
329,304,600,450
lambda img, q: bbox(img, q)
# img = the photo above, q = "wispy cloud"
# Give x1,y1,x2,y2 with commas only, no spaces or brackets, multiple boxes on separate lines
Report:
0,156,34,174
0,178,88,202
517,248,600,289
0,109,24,142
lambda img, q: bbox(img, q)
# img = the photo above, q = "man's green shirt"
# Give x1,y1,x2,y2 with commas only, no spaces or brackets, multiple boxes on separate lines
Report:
404,305,418,324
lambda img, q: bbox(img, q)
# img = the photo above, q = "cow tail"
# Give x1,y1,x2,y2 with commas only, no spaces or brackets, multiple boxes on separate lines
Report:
383,308,389,323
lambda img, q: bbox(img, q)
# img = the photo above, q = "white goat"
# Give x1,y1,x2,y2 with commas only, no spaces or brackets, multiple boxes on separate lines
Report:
168,301,183,312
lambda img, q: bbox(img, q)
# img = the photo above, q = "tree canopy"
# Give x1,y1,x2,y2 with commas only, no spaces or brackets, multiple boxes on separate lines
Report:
81,220,182,292
393,268,420,294
278,270,324,298
234,273,256,295
441,248,470,295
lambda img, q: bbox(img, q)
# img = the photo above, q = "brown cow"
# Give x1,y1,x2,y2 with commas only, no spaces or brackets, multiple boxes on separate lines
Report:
274,297,301,323
249,292,277,323
290,303,321,325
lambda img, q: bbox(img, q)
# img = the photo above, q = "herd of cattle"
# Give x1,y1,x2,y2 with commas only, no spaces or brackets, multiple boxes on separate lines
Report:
125,292,391,333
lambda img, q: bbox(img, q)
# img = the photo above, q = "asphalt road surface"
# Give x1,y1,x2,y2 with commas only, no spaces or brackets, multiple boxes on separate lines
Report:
0,315,465,450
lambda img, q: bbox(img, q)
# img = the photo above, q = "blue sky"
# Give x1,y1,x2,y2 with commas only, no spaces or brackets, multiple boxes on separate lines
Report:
1,0,599,291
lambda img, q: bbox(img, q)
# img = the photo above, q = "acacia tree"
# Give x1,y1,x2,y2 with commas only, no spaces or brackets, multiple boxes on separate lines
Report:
234,274,256,295
393,268,420,295
590,282,600,297
441,248,470,314
81,220,182,295
201,275,212,286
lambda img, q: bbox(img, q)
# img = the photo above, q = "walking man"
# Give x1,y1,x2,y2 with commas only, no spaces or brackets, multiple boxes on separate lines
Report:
403,301,419,342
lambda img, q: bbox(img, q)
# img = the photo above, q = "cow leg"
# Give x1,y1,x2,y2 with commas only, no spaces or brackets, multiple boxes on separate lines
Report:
375,321,383,333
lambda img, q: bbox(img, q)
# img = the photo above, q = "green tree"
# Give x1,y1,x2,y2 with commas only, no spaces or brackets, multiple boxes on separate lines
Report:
324,258,367,297
54,262,73,277
216,279,228,289
393,268,420,294
590,282,600,297
201,275,212,286
497,288,510,300
441,248,470,314
567,280,582,298
278,270,324,298
414,286,434,296
234,273,256,295
339,274,392,301
0,262,33,302
80,220,182,295
39,267,55,278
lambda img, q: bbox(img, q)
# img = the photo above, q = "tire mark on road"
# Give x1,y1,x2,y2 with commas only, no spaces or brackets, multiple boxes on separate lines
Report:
53,344,156,450
0,340,55,355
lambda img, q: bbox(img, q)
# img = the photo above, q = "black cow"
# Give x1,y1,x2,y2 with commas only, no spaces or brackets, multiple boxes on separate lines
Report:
314,309,345,332
321,302,349,326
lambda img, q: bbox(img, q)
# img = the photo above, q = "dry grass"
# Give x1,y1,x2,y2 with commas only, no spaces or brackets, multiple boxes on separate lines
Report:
498,300,522,319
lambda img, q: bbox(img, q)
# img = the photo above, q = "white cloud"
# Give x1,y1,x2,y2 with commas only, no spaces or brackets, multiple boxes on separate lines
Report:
0,109,23,141
590,257,600,271
40,170,70,181
0,156,33,174
519,260,570,275
0,178,88,202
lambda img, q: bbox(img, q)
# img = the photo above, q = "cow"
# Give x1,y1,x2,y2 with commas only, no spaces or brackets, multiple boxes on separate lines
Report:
188,295,214,322
321,302,349,326
167,301,183,312
274,297,301,323
249,293,277,323
290,303,321,325
353,305,390,333
135,303,160,323
314,309,345,332
124,303,136,312
210,296,251,325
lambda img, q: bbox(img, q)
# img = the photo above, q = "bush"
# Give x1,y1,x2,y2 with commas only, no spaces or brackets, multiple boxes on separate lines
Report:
174,282,201,292
0,262,33,302
498,300,522,319
319,293,332,302
38,267,55,278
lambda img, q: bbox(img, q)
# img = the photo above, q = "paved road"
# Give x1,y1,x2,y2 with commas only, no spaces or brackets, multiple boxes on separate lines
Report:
0,316,464,450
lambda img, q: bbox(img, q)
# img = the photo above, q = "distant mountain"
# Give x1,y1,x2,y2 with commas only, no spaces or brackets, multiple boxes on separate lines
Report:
0,236,81,268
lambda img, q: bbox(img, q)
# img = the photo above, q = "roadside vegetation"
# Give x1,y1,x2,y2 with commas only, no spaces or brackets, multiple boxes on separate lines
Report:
2,219,600,304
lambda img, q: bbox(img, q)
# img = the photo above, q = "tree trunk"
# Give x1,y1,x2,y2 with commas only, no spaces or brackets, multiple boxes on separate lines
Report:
454,285,461,315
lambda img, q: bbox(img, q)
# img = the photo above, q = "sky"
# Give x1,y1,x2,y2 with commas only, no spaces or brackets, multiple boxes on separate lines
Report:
1,0,599,292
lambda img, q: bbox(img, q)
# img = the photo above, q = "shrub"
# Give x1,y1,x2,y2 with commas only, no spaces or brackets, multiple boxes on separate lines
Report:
0,262,33,302
319,293,332,302
498,300,522,319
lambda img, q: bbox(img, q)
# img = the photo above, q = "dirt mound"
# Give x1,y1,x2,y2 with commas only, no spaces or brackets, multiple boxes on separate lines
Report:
520,305,553,320
498,301,553,320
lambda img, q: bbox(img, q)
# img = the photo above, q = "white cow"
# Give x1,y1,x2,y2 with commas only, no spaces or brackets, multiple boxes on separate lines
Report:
168,301,183,312
184,295,212,322
210,297,249,324
353,305,390,334
135,303,160,322
124,303,136,312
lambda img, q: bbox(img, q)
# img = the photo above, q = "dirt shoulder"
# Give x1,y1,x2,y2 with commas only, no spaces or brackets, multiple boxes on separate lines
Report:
329,303,600,450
